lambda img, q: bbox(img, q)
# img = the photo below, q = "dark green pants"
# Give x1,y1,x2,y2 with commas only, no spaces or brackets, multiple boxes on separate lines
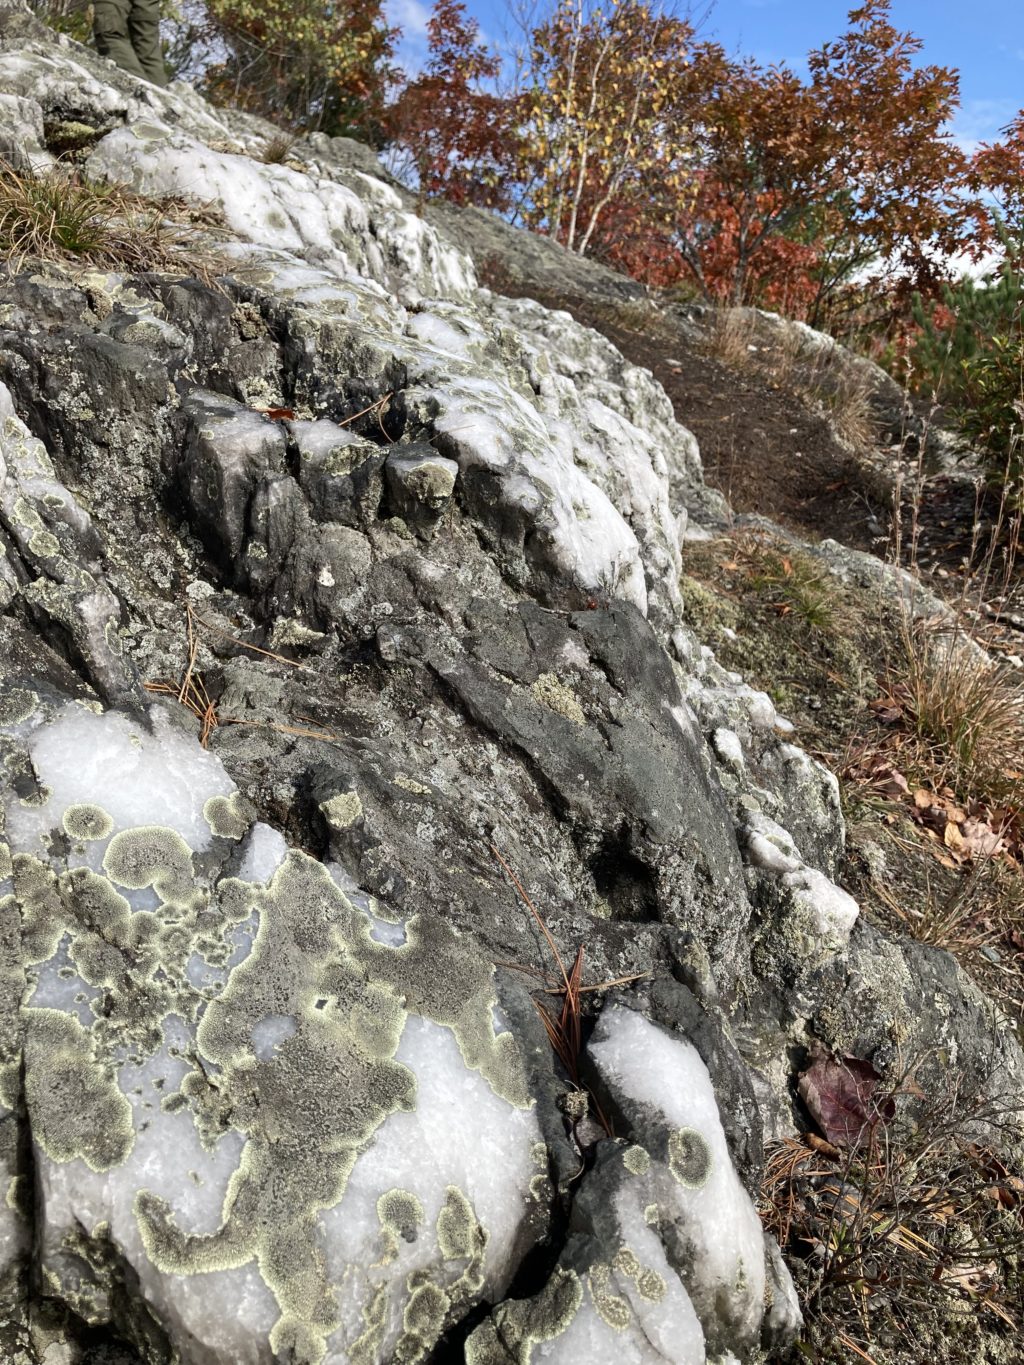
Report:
93,0,168,87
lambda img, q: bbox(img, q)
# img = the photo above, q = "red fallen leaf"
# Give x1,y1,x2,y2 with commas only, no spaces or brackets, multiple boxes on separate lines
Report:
798,1055,896,1148
255,406,295,421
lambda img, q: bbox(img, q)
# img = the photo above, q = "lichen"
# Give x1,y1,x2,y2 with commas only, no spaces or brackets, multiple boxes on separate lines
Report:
531,672,586,725
622,1144,650,1176
377,1188,424,1264
465,1267,583,1364
24,1008,134,1170
320,791,364,830
203,792,253,841
668,1127,712,1189
62,803,114,841
589,1263,632,1331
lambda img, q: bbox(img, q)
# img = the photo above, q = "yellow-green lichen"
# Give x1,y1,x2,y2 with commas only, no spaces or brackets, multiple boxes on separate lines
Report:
319,791,363,830
589,1263,632,1332
353,914,532,1109
203,793,254,841
395,1279,449,1362
24,1009,134,1170
636,1268,666,1303
466,1267,582,1364
29,529,61,558
531,673,586,725
62,804,115,842
436,1186,482,1262
0,687,39,726
668,1127,712,1189
377,1188,424,1264
350,1283,389,1365
436,1186,487,1298
103,826,195,902
622,1144,650,1176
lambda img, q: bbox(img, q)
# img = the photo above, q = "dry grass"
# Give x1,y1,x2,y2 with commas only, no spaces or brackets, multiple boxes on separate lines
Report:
490,846,648,1144
703,308,879,451
820,367,879,451
0,162,222,280
889,626,1024,808
761,1080,1024,1363
703,305,757,368
259,133,298,165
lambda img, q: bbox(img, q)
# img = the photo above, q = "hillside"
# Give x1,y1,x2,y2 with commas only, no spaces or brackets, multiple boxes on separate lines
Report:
0,5,1022,1364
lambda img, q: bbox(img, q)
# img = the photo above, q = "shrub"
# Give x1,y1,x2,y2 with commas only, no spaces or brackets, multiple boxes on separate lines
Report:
911,252,1024,498
189,0,395,141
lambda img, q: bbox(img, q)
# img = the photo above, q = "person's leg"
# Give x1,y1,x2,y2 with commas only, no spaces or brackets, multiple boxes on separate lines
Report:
93,0,146,80
127,0,169,87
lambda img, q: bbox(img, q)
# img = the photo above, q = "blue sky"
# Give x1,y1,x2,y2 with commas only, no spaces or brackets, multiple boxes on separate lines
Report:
387,0,1023,149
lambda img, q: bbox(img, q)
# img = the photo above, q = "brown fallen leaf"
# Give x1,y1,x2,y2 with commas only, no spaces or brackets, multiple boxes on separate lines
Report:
944,821,966,852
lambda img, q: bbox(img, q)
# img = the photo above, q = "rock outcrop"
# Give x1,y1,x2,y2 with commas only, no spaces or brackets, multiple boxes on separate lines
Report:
1,5,1021,1363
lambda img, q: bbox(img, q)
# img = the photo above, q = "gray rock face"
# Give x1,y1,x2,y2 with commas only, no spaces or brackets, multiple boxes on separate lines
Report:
1,6,1022,1363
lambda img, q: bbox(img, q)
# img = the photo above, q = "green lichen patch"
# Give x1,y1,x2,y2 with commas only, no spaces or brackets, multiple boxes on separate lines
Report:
320,791,363,830
351,1283,389,1365
103,826,195,902
466,1266,583,1364
668,1127,712,1189
203,792,254,841
588,1263,632,1331
395,1279,450,1362
62,803,115,842
0,687,39,727
531,672,586,725
353,914,532,1109
15,854,66,964
622,1144,650,1176
135,852,419,1360
28,529,61,558
378,1188,424,1263
24,1009,134,1170
636,1267,666,1302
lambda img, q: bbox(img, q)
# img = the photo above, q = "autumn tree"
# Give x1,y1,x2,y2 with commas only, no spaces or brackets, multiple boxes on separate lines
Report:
194,0,396,139
386,0,515,210
667,1,971,321
515,0,694,257
969,110,1024,251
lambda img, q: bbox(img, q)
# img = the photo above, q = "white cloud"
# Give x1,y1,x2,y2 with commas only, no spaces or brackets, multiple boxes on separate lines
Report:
386,0,433,75
950,97,1020,154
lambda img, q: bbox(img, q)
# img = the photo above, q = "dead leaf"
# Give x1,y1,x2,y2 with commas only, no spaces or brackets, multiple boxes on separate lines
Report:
797,1055,896,1148
960,818,1005,859
255,406,295,421
944,821,966,852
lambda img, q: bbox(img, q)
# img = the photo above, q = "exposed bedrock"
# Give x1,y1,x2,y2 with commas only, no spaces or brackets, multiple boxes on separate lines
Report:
1,4,1022,1362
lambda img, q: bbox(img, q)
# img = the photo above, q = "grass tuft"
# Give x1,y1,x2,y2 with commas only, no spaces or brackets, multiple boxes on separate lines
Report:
890,626,1024,806
703,305,757,368
0,162,221,280
259,133,298,165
